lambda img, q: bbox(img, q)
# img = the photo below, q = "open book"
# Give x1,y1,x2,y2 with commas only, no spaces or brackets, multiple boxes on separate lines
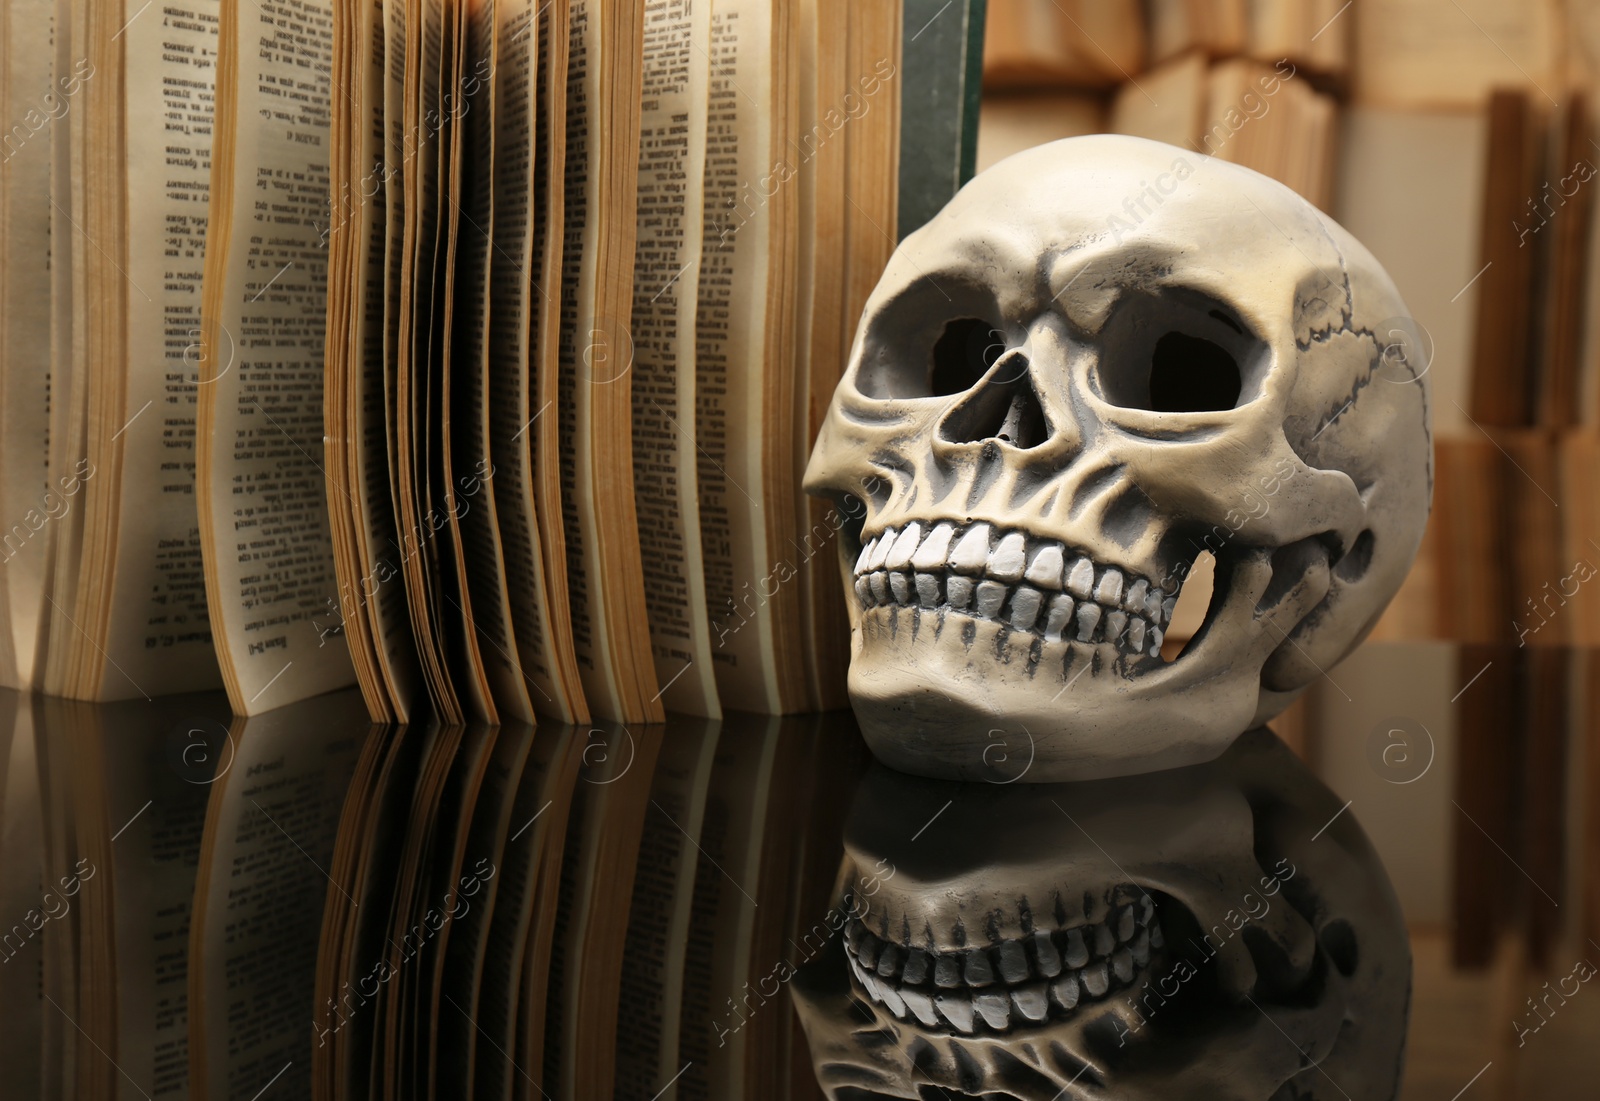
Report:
0,0,993,728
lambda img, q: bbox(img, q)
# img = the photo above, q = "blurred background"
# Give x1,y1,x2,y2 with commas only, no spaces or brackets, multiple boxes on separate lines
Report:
967,1,1600,1094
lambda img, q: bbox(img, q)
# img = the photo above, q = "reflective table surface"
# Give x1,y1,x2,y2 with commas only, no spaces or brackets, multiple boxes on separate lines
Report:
0,642,1594,1100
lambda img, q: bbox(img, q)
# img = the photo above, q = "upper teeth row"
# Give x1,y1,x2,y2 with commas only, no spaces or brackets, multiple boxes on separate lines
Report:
853,522,1175,654
843,895,1162,1032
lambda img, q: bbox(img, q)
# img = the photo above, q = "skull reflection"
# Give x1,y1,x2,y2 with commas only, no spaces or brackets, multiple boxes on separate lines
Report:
804,135,1432,782
792,730,1409,1100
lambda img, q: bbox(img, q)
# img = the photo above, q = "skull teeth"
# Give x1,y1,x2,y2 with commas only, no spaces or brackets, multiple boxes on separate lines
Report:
853,523,1171,654
841,888,1161,1034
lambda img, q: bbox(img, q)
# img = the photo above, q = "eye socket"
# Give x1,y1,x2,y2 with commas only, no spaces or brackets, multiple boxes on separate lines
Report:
1149,332,1241,412
853,277,1008,400
1095,289,1266,415
929,317,1005,396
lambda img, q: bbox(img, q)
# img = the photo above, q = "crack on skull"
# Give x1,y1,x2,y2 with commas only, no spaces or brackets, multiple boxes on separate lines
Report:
1294,218,1434,496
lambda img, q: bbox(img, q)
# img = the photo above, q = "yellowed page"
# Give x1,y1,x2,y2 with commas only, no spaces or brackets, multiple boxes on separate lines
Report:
199,0,357,714
479,0,578,722
0,0,63,687
798,0,854,710
556,0,662,722
393,0,457,719
36,0,86,696
339,0,423,722
86,0,225,699
431,0,501,724
451,0,537,722
318,0,391,719
529,0,589,723
628,0,719,718
695,0,785,712
38,0,102,696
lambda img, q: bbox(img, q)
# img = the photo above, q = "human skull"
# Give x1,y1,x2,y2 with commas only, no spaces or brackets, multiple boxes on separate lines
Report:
791,728,1410,1099
804,135,1432,781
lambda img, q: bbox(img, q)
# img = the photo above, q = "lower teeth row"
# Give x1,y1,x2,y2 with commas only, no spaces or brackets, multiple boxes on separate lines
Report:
856,569,1163,655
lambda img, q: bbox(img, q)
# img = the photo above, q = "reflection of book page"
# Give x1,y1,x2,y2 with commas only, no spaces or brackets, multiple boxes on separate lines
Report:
198,0,357,714
556,0,663,723
616,719,720,1098
677,721,780,1099
31,696,82,1101
187,692,368,1101
628,0,719,718
475,725,580,1101
0,0,59,686
318,721,434,1100
91,0,225,698
434,719,535,1099
0,702,45,1095
89,699,221,1100
545,725,663,1100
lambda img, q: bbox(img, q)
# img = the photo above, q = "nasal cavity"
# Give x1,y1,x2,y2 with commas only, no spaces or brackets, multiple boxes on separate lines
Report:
937,351,1050,449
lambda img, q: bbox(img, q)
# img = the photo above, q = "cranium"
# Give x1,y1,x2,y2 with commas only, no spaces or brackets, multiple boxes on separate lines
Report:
804,134,1432,781
791,728,1410,1099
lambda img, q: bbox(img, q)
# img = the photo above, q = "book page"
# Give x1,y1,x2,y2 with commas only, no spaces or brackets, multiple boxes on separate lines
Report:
528,0,590,723
798,0,855,711
694,0,800,712
338,0,423,722
627,0,719,718
0,0,60,686
694,0,806,710
186,692,368,1101
199,0,358,714
386,0,465,721
556,0,662,723
450,0,538,722
96,0,226,698
429,0,501,725
36,0,88,696
480,0,578,722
